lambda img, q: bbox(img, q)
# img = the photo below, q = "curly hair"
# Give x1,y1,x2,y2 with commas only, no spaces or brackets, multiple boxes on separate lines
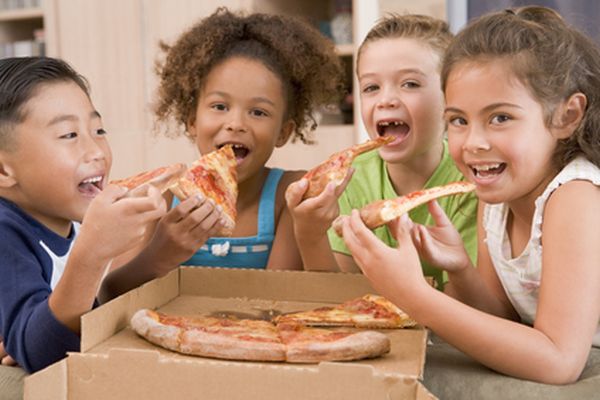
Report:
441,6,600,169
154,7,344,144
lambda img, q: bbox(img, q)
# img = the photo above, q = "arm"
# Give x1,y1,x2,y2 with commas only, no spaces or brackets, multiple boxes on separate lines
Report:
267,171,305,270
99,194,224,301
285,171,354,271
344,180,600,383
49,185,166,332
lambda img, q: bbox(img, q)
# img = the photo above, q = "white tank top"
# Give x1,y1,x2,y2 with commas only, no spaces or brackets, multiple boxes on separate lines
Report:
483,157,600,347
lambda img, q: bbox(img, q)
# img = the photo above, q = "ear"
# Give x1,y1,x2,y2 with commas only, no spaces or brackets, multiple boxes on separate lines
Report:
275,120,295,148
185,113,198,140
0,156,17,188
553,92,587,139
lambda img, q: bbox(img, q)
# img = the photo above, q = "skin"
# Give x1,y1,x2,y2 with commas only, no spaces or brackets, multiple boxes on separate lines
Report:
0,81,166,337
287,37,446,272
342,60,600,384
135,56,303,271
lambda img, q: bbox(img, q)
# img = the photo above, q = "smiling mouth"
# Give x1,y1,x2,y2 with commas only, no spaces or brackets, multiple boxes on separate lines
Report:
471,163,506,178
78,175,103,196
376,120,410,139
218,143,249,162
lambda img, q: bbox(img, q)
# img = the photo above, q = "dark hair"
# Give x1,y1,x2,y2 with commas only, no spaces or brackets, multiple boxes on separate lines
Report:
154,7,344,144
0,56,90,150
441,6,600,169
357,13,453,74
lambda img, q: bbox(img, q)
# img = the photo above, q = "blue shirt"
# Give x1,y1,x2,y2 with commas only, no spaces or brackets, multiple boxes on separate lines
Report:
175,168,284,269
0,197,81,373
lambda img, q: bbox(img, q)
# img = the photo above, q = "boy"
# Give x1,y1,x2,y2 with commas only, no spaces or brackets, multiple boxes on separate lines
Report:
0,56,167,377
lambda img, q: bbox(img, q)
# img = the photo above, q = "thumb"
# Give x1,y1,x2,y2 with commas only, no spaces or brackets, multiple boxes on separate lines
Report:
285,179,308,208
102,184,129,202
389,213,413,246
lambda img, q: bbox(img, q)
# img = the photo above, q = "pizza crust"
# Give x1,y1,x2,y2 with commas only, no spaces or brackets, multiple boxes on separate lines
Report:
285,330,390,363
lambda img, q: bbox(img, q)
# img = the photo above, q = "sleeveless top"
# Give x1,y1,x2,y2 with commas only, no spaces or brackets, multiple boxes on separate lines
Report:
175,168,284,269
483,157,600,346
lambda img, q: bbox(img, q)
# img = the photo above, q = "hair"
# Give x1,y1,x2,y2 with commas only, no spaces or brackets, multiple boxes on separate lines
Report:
441,6,600,169
357,13,453,73
0,56,90,151
154,7,344,144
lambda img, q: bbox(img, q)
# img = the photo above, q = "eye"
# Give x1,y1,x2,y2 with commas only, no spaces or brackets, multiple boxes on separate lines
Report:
211,103,228,111
250,108,268,117
490,114,511,124
402,81,420,89
361,84,379,94
447,116,467,127
60,132,78,139
96,128,107,136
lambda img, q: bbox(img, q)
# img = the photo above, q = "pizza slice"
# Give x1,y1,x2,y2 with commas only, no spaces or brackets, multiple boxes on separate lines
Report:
111,163,186,197
301,136,394,199
170,145,238,236
277,322,390,363
273,294,416,329
332,181,476,236
131,309,286,362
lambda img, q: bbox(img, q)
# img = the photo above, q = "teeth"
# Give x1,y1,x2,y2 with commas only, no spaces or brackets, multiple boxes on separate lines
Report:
378,121,404,127
82,176,102,184
472,163,501,172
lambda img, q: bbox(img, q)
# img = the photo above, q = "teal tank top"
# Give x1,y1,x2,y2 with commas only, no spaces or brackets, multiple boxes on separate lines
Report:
173,168,284,269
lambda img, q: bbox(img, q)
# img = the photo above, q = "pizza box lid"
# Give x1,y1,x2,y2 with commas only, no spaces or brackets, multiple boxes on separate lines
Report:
25,267,434,400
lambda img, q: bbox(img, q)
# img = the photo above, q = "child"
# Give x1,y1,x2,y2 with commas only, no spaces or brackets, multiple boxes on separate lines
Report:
145,8,344,270
342,6,600,384
0,57,168,374
286,14,478,287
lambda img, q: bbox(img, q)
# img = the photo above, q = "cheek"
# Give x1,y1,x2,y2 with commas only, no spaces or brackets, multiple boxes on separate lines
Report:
447,134,464,162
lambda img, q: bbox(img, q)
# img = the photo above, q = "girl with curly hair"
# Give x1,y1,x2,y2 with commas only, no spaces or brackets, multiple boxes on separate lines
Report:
137,7,344,270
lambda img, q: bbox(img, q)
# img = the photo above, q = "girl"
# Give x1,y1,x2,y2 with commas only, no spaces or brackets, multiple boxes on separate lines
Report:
286,14,477,287
343,6,600,384
143,8,343,270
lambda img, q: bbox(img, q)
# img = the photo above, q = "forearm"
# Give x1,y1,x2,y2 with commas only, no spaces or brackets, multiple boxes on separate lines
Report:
48,245,110,333
406,287,584,384
296,234,339,272
99,248,175,303
445,265,515,318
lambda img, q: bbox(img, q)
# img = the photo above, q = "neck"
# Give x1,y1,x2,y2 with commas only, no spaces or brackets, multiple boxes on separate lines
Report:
386,141,444,196
236,167,270,210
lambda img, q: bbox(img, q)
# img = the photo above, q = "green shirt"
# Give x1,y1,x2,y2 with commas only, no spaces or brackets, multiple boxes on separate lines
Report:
328,141,478,288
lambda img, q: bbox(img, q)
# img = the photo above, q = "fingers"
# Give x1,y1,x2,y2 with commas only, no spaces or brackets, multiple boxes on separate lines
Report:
285,179,308,208
389,214,414,247
428,200,452,227
0,342,16,366
334,168,354,197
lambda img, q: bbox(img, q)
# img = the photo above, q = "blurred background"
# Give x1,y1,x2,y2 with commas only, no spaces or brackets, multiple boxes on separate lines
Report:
0,0,593,178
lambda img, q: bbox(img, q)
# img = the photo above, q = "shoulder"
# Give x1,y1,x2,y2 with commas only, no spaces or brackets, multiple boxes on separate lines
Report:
273,168,305,214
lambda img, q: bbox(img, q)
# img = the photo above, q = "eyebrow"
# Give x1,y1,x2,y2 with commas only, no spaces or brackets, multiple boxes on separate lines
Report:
444,102,523,115
205,91,276,107
359,68,427,80
46,110,102,127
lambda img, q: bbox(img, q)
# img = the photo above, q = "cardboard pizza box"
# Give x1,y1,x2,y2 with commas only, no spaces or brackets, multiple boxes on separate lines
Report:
24,267,436,400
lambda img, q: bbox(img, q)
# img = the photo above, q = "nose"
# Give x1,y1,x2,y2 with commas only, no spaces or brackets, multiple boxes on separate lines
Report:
376,87,400,109
462,125,491,154
82,132,106,162
225,110,248,133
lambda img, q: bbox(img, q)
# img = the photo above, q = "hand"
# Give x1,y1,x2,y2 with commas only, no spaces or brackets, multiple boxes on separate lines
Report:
79,184,167,263
142,195,224,270
0,340,17,367
406,200,472,273
285,170,353,238
342,210,429,304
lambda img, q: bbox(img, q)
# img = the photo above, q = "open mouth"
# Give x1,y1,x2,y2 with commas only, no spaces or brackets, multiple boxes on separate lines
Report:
470,163,506,178
78,175,103,196
376,120,410,140
218,143,250,162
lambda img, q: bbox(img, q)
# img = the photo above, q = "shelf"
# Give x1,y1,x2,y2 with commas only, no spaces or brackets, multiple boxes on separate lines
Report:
0,7,43,22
